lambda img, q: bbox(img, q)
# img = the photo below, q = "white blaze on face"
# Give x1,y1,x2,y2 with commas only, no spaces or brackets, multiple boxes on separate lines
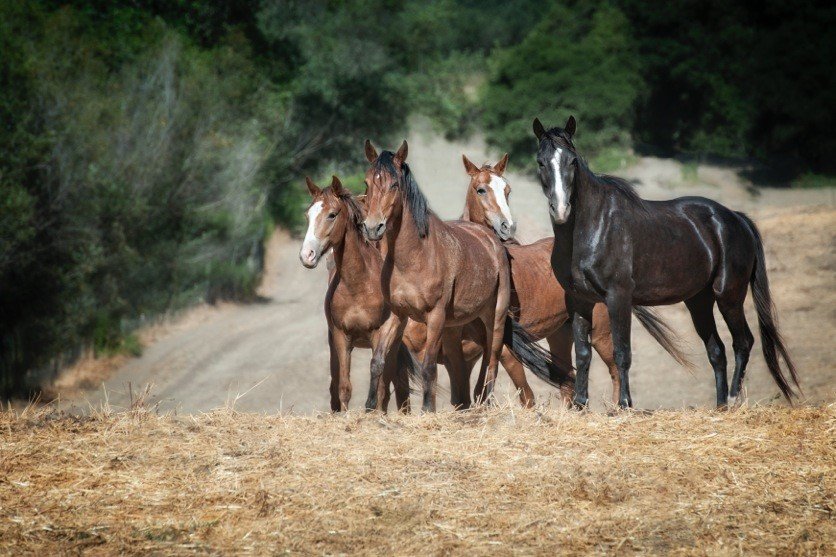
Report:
300,201,323,263
550,148,570,221
488,175,514,226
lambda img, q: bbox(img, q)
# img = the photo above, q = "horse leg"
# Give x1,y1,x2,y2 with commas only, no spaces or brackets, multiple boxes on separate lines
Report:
392,344,412,413
717,297,755,405
331,328,353,411
589,306,620,407
685,289,728,407
366,314,405,411
605,290,634,409
420,307,446,413
498,348,535,408
546,325,576,406
328,330,341,412
441,327,470,410
571,304,595,409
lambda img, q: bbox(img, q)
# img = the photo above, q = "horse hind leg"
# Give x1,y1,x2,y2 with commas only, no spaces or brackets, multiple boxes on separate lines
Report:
440,327,471,410
716,297,755,405
546,325,577,406
685,289,728,407
498,347,535,408
588,306,622,408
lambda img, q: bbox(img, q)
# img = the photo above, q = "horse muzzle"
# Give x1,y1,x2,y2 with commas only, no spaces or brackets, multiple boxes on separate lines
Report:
549,202,571,225
495,218,517,241
363,219,386,241
299,244,321,268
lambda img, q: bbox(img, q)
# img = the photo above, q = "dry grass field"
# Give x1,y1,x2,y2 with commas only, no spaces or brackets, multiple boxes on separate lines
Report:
1,401,833,555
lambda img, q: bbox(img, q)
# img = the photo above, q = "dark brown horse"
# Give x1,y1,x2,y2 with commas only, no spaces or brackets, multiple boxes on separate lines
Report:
361,140,572,411
533,115,799,408
459,154,690,406
299,176,414,412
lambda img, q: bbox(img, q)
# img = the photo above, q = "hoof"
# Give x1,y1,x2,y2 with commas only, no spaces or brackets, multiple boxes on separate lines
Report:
572,396,588,410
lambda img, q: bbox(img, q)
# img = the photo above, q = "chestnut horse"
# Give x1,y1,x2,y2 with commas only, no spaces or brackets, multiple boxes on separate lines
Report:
361,140,572,411
533,115,799,408
459,154,690,405
299,176,415,412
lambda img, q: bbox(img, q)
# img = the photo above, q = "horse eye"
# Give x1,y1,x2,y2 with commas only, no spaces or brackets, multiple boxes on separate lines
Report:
327,212,337,220
477,188,487,195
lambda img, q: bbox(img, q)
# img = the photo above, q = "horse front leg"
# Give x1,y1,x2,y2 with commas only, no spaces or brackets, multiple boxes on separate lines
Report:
366,314,405,412
421,307,447,413
331,328,353,412
605,289,634,409
572,304,592,410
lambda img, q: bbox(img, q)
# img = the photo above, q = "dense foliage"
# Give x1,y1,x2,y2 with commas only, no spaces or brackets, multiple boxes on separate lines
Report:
481,0,836,171
1,0,833,396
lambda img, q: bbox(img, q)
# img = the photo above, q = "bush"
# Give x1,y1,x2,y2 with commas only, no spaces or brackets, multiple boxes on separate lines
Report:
481,1,644,163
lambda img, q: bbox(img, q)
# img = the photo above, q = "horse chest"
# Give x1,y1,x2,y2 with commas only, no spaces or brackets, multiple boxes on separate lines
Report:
389,278,438,319
330,289,386,333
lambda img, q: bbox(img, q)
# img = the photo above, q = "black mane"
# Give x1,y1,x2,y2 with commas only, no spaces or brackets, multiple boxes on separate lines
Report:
374,151,430,238
342,194,366,235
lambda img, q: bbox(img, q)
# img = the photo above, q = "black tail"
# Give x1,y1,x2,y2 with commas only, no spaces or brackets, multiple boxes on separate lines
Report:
632,306,694,371
395,342,422,395
737,212,800,400
503,318,574,391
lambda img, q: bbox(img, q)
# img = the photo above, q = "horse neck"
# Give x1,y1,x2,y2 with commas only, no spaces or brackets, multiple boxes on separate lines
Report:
387,202,437,274
332,221,379,289
553,167,605,261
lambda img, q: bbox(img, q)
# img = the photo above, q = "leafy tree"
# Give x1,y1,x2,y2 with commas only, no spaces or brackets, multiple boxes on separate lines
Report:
481,1,644,162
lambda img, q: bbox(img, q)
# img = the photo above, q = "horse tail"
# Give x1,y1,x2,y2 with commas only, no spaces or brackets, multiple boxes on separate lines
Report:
503,317,575,391
632,306,694,371
396,341,422,395
737,212,800,401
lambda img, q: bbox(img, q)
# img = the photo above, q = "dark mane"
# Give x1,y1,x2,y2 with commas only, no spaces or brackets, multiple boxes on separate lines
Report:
342,194,366,236
545,129,645,210
374,151,431,238
593,172,646,208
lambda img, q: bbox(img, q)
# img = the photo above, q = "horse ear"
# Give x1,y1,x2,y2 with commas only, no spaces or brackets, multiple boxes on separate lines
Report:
533,118,546,140
494,153,509,175
462,154,479,176
305,176,321,198
394,140,408,165
330,175,348,198
364,139,378,163
565,115,577,137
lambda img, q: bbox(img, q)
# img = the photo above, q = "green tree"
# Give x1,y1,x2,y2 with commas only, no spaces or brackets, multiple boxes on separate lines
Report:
481,1,644,162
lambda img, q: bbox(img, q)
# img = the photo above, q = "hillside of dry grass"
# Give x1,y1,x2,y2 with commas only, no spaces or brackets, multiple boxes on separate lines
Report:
1,404,833,555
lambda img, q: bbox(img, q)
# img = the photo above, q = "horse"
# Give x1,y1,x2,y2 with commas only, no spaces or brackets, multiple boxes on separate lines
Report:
361,140,573,412
460,154,690,406
299,175,416,412
532,115,800,409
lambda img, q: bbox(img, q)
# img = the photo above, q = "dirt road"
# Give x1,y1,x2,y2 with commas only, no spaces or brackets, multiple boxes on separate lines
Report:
61,123,836,413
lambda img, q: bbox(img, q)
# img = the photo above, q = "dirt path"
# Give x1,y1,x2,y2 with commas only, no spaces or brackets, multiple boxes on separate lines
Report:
60,123,836,413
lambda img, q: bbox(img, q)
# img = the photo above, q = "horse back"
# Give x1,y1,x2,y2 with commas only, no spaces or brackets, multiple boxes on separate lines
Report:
624,196,756,303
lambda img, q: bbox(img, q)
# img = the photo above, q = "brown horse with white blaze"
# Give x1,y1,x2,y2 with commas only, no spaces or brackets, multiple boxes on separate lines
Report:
299,176,414,412
361,140,572,411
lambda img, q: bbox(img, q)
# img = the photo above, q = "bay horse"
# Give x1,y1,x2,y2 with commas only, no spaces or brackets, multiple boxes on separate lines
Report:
361,140,572,411
460,154,690,405
533,115,800,408
299,175,415,412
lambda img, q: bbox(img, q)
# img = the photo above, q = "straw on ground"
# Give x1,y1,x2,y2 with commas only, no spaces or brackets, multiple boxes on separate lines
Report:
1,402,833,555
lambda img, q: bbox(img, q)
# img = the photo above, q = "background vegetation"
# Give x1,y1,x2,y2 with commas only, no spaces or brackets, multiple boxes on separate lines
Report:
1,0,833,397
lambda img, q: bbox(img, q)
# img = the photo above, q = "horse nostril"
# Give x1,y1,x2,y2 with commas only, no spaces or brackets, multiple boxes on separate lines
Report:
375,223,385,235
